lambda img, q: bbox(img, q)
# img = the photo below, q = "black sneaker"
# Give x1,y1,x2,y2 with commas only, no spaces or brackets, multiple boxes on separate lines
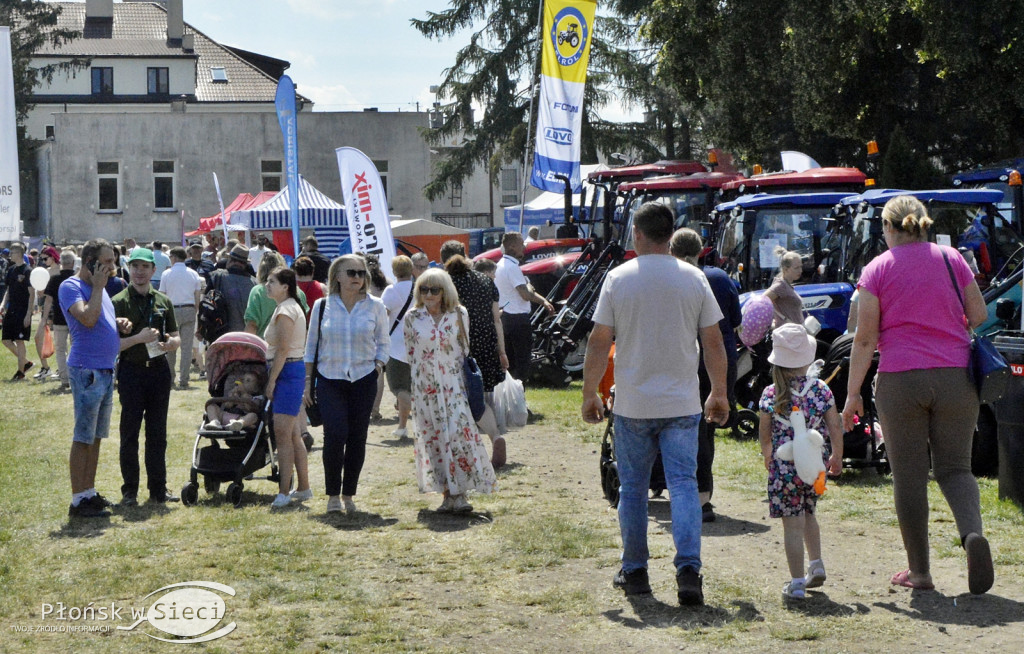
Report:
702,502,716,523
677,566,704,606
119,493,138,508
68,496,111,519
613,568,652,596
93,493,114,508
149,489,180,503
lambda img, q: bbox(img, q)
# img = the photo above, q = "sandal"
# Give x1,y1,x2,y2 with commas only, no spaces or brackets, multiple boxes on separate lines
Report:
964,533,994,595
890,569,934,590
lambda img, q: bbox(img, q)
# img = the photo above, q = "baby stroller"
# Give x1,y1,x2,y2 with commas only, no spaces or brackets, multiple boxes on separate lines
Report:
180,332,283,507
816,333,889,473
598,371,667,507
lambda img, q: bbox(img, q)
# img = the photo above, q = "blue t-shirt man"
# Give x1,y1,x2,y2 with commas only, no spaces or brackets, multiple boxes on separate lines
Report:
59,277,119,370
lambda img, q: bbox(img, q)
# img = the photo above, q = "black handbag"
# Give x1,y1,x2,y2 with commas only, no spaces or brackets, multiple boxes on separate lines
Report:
456,308,486,421
942,251,1009,404
306,299,326,427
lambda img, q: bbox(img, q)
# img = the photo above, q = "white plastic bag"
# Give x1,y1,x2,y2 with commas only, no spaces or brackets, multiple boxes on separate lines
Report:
495,371,528,429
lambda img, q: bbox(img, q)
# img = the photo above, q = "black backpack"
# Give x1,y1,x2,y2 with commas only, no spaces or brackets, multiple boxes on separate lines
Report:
197,287,229,342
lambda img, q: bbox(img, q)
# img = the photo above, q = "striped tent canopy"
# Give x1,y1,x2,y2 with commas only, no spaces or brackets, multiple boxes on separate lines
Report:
232,176,350,256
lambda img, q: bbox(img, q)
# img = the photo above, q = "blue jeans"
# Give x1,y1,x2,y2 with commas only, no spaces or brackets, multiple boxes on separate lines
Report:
70,367,115,445
614,413,701,574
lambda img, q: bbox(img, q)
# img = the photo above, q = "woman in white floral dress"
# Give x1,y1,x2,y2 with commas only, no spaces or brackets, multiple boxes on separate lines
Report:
404,268,496,513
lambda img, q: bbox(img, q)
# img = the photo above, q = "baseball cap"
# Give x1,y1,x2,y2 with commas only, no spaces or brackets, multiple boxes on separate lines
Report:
127,248,156,264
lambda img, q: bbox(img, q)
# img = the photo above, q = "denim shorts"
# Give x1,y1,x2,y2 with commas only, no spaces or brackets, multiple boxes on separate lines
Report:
69,367,115,445
271,360,305,417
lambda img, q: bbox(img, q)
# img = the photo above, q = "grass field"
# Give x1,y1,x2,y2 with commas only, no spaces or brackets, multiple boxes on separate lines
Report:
2,328,1024,652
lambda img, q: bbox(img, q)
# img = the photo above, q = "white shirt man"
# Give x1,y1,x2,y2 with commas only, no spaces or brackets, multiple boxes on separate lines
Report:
492,232,553,381
159,249,202,388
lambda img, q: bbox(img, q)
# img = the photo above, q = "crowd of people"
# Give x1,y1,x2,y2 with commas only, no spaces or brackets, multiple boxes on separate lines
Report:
581,197,994,609
2,231,536,522
4,195,997,609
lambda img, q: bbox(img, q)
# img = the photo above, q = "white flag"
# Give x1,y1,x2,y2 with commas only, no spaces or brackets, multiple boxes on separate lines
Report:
0,27,21,239
335,147,396,274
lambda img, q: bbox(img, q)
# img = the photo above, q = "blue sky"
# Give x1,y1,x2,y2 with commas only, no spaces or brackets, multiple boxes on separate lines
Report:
185,0,459,113
182,0,637,120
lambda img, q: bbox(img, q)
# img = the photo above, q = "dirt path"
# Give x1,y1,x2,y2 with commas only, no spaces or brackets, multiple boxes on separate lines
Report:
309,384,1024,653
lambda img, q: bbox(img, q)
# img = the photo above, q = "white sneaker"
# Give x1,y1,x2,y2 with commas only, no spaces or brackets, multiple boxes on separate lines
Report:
326,496,343,513
271,493,291,509
782,580,806,600
806,561,827,588
291,488,313,503
392,427,408,438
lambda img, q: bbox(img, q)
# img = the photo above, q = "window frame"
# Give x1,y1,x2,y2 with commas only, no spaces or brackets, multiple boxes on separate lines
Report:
153,160,176,211
91,67,113,96
147,67,169,95
97,160,121,213
261,159,283,192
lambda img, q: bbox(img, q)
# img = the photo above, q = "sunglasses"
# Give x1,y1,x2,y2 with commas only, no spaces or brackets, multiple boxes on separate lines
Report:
419,286,442,296
343,269,367,278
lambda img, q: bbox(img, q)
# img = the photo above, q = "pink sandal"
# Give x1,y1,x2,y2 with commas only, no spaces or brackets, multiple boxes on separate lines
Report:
890,569,934,590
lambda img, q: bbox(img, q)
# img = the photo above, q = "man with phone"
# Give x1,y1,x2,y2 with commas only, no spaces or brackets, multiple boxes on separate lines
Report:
59,239,128,519
111,248,181,507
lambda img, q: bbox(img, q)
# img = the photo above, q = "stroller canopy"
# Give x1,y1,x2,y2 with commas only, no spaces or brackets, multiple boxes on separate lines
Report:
206,332,269,393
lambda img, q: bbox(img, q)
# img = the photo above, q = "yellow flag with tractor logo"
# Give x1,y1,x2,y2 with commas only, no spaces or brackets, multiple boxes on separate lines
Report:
530,0,597,193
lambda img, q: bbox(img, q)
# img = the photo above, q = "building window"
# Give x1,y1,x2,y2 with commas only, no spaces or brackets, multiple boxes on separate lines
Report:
372,159,389,205
91,67,113,95
261,159,282,192
153,160,175,210
147,67,169,95
210,67,228,82
45,125,54,139
450,182,462,208
97,161,120,212
501,167,520,205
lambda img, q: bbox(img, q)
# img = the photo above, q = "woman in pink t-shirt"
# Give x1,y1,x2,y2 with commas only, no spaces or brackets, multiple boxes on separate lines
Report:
841,195,993,595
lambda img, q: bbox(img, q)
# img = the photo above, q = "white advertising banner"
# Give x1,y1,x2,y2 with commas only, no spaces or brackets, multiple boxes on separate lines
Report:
0,27,21,238
335,147,396,274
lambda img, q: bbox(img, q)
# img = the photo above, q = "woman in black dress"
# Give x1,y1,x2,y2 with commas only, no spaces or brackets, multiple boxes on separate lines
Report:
442,243,508,468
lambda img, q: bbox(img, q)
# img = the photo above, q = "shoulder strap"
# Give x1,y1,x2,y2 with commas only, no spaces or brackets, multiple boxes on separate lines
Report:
313,298,326,373
941,250,966,309
390,284,414,335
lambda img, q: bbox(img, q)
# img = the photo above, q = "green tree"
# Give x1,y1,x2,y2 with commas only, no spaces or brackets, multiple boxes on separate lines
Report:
412,1,683,201
2,0,86,161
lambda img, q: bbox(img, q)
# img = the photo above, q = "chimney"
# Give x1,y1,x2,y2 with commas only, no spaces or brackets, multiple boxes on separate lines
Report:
167,0,184,42
85,0,114,20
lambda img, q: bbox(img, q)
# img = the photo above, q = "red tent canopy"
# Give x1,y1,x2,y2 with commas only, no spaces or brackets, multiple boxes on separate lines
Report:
186,192,277,236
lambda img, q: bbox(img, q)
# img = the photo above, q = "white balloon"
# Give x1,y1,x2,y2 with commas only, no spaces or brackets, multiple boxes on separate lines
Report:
30,267,51,292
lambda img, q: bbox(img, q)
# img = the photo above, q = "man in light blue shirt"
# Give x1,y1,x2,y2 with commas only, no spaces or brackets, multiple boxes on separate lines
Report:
150,241,172,286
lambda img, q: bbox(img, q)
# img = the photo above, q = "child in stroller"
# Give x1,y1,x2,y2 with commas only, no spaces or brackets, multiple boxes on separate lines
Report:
204,371,261,432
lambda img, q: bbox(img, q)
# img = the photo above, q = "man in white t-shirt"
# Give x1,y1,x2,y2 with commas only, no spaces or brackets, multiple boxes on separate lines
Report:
494,232,553,382
581,202,729,607
380,255,415,440
160,246,203,389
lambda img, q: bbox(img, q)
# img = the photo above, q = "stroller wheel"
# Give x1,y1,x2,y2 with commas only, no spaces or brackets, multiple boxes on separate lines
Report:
603,461,620,508
732,409,759,440
203,476,221,495
226,482,244,508
181,483,199,507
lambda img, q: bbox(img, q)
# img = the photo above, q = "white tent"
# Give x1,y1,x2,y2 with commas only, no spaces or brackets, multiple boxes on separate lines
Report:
503,163,608,232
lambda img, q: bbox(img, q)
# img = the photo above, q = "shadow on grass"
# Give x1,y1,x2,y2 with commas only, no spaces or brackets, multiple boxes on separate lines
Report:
50,516,118,538
603,598,762,629
495,461,526,476
873,591,1024,627
784,593,869,616
834,468,892,488
646,500,771,538
415,508,494,532
311,511,399,531
117,502,174,523
376,436,415,449
527,410,544,424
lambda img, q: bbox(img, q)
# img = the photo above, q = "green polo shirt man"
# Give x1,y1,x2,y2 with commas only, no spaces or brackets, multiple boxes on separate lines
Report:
111,248,181,505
